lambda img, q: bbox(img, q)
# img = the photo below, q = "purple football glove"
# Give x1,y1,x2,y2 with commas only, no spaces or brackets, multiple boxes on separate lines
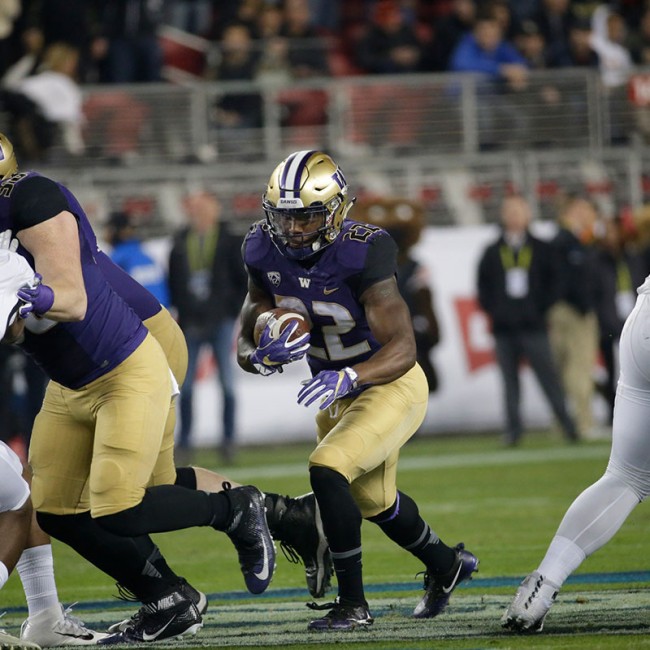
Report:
17,273,55,318
250,320,311,376
297,367,359,410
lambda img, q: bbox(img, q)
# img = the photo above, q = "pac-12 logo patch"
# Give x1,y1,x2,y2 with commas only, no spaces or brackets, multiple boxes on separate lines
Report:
267,271,281,287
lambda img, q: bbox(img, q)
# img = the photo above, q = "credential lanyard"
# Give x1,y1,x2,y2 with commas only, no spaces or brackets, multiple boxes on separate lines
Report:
499,244,532,271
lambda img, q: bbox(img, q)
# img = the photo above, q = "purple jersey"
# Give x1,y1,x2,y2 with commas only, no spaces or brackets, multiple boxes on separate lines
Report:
0,172,147,389
243,219,398,375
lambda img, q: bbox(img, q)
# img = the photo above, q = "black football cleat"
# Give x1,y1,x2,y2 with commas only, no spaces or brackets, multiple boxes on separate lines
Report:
224,485,276,594
266,492,333,598
307,598,374,631
106,578,207,634
99,586,202,644
413,543,479,618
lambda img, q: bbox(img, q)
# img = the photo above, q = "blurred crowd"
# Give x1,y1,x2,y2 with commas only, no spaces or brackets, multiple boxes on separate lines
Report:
1,0,648,82
0,1,649,160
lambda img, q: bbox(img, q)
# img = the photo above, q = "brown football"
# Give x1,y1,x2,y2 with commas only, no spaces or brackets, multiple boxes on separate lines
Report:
253,307,311,346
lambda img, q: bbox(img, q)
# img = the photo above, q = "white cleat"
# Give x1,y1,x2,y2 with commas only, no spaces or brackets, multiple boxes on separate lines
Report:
0,628,41,649
501,571,559,632
21,603,107,646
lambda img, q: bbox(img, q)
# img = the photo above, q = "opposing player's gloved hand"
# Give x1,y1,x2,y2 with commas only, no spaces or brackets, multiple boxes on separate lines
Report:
250,321,311,376
297,367,359,410
0,229,18,252
17,273,55,318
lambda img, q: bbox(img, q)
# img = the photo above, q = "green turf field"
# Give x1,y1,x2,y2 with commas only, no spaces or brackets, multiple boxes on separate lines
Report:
3,431,650,649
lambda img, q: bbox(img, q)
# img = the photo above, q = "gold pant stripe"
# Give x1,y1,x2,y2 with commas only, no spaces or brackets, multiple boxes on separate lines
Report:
144,308,189,487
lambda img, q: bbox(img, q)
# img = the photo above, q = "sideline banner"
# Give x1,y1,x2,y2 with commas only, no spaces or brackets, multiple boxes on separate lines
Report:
190,224,567,446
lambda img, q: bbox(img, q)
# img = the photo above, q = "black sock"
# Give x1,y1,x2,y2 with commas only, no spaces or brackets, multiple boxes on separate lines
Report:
367,491,456,575
310,466,365,605
331,549,364,606
96,485,231,536
174,466,197,489
264,492,284,538
37,511,178,601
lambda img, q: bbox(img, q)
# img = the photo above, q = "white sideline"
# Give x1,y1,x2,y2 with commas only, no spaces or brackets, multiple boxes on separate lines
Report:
223,444,610,482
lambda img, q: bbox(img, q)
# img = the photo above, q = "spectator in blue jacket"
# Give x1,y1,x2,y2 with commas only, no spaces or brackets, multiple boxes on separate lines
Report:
450,10,528,88
450,10,529,149
106,211,170,307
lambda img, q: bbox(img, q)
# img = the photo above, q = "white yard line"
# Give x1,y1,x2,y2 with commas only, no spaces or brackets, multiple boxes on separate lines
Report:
225,444,611,482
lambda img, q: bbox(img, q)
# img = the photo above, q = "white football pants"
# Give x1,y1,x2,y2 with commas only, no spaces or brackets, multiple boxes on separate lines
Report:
538,285,650,587
0,440,30,513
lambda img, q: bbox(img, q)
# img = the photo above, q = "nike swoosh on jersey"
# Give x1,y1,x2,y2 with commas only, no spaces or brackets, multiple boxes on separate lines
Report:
254,536,271,581
441,562,463,594
323,287,339,295
141,615,177,642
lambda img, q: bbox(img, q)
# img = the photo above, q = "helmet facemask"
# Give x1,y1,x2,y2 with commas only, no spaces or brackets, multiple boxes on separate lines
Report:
263,194,346,260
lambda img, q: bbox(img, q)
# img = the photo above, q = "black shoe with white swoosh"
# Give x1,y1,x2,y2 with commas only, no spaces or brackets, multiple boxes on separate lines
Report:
224,485,276,594
99,587,202,644
106,578,207,634
413,543,479,618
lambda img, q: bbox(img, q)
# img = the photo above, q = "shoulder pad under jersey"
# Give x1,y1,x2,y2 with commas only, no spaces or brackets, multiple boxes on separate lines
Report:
330,220,389,274
242,220,274,265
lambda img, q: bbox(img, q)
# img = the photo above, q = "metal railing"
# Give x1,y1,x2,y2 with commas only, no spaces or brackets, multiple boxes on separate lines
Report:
5,68,650,231
58,67,644,168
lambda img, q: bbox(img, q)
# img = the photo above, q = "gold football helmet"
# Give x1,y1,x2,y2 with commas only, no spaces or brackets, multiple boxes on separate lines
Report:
262,150,353,259
0,133,17,180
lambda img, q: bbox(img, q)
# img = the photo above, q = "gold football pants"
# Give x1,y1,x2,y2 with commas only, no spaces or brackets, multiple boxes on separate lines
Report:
30,332,176,517
143,308,188,487
309,362,428,518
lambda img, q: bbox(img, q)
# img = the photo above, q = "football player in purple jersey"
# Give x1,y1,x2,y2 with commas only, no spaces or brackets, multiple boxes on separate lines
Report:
0,247,106,647
238,150,479,630
0,131,332,634
0,132,276,645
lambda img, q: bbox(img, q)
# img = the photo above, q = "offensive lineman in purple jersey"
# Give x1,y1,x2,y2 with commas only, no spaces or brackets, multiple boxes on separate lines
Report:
85,225,334,602
237,150,479,631
0,133,276,644
65,163,333,600
0,132,331,614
